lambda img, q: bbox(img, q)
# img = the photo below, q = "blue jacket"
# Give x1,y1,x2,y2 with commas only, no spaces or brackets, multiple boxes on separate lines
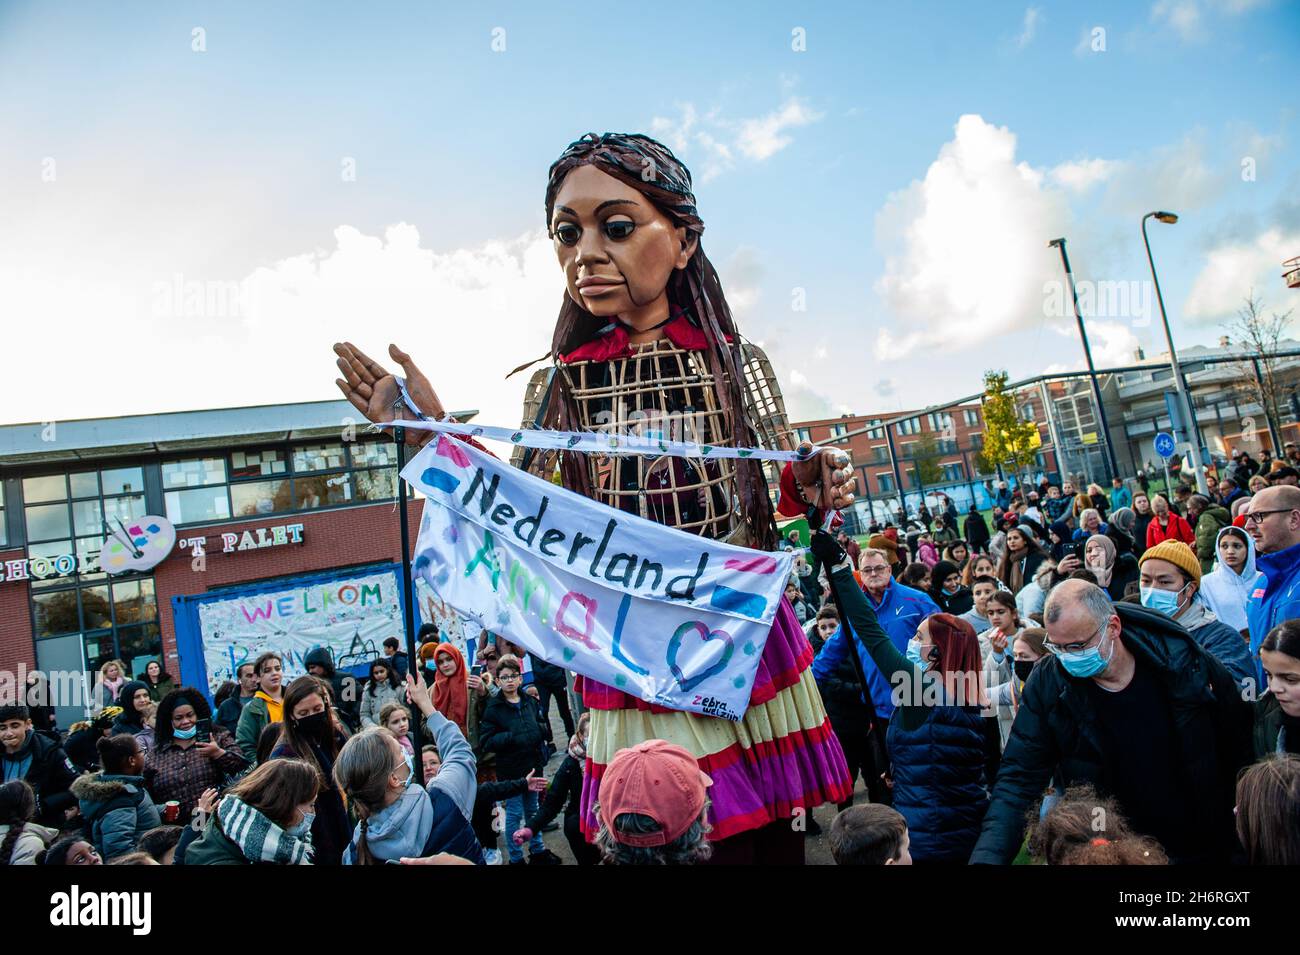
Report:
70,772,162,862
888,704,988,863
1246,540,1300,689
812,580,940,718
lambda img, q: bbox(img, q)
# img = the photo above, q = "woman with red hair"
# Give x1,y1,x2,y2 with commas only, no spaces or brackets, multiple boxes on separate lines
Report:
814,529,991,863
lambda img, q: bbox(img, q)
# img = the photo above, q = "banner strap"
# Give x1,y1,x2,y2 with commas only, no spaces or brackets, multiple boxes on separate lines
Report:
376,418,823,463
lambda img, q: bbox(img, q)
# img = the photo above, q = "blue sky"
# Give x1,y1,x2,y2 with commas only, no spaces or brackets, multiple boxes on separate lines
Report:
2,0,1297,430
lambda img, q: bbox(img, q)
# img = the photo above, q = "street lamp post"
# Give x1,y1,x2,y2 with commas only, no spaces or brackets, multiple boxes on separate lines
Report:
1048,237,1121,479
1142,211,1208,494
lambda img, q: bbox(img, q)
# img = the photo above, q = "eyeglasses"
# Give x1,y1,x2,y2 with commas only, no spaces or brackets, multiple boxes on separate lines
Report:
1243,509,1295,526
860,565,892,577
1042,624,1106,656
497,673,521,682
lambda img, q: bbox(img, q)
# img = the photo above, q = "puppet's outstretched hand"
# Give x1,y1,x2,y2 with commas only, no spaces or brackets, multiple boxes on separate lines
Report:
333,342,448,445
790,441,857,512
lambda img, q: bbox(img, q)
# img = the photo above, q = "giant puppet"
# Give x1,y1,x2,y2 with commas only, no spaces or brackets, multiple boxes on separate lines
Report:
333,132,856,863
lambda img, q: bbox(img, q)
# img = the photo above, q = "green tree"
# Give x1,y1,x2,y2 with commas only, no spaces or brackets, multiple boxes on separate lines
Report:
910,432,944,486
976,370,1040,489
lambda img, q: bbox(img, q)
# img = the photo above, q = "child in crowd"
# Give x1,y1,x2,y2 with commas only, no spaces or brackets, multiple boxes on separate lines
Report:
421,745,441,780
381,702,416,771
828,804,911,865
1027,785,1168,865
1234,754,1300,865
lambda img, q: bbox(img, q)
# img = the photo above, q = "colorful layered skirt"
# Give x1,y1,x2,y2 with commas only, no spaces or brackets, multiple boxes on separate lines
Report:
578,597,852,842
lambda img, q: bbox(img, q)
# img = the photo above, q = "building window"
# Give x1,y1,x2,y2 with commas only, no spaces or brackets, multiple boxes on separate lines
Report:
877,472,895,493
23,470,145,592
927,412,952,434
162,437,401,527
964,408,980,427
866,419,884,440
163,456,232,526
23,466,163,686
794,427,812,444
941,462,965,482
897,416,921,436
871,446,890,465
829,423,848,440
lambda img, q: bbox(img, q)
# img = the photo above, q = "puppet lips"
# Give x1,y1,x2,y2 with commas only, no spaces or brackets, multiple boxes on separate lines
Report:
575,276,624,296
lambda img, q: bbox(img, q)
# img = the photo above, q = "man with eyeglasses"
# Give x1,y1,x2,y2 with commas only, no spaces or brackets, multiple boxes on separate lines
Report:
812,548,940,806
1244,485,1300,689
969,579,1253,865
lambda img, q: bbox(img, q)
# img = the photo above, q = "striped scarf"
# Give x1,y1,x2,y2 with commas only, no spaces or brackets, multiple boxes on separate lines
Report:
217,794,314,865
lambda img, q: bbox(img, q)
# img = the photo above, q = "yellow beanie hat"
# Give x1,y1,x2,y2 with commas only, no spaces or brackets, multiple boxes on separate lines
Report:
1139,539,1202,584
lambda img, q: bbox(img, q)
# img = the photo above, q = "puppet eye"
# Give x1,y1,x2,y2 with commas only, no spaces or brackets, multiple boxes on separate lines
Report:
554,223,580,245
603,219,635,240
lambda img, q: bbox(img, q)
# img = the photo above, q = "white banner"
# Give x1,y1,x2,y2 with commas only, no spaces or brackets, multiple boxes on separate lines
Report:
386,417,816,462
196,570,404,689
402,436,792,721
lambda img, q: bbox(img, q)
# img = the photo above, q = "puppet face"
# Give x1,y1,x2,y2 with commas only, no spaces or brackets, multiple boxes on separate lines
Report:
550,165,695,322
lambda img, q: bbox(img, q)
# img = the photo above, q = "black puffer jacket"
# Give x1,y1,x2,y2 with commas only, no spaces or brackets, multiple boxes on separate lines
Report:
969,603,1254,864
1,730,77,827
479,693,547,779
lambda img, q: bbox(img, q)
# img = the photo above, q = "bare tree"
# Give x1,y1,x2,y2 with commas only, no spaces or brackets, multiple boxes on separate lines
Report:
1225,289,1294,453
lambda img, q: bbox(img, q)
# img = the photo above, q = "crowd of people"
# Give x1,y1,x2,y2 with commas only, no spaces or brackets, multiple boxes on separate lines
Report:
787,458,1300,865
3,456,1300,867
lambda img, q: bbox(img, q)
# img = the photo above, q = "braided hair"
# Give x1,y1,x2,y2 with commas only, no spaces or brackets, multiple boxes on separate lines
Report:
0,781,37,866
332,727,404,865
540,132,776,549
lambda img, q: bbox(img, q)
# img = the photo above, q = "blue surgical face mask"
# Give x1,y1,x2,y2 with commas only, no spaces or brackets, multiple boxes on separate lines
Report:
286,811,314,838
906,640,932,670
1057,630,1115,678
1139,584,1188,618
173,725,197,740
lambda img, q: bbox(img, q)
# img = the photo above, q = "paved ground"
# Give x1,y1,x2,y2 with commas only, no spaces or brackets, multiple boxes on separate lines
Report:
506,701,861,865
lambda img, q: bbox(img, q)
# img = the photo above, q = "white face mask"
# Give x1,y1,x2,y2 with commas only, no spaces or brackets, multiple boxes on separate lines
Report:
286,811,314,839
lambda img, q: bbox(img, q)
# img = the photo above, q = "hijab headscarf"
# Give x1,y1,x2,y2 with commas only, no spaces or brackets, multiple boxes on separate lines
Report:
1085,533,1117,588
113,680,150,730
429,643,469,736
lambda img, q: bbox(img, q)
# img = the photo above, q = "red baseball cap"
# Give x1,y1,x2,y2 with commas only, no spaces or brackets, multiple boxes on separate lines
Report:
597,740,712,847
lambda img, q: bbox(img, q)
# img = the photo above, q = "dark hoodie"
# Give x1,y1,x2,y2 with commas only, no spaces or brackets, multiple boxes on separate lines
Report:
1047,520,1073,562
110,681,151,736
929,560,972,615
304,647,359,731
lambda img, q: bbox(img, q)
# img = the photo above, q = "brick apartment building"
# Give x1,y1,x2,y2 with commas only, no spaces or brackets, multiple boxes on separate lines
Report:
790,392,1062,520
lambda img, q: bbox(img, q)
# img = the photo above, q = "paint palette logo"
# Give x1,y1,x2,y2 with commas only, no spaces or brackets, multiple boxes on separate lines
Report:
98,515,177,573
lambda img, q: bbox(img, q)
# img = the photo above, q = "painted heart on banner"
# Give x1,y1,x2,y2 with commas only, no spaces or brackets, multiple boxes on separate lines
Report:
666,621,736,693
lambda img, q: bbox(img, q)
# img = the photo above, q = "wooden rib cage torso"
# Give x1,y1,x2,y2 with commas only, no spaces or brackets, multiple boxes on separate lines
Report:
512,338,794,544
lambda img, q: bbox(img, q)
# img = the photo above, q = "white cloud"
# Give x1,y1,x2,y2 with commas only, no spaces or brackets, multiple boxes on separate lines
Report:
0,224,564,428
871,114,1074,360
1050,158,1119,192
721,245,763,314
651,96,824,181
1017,7,1043,48
1152,0,1203,41
1183,227,1300,322
1087,320,1145,367
1150,0,1267,42
735,99,824,161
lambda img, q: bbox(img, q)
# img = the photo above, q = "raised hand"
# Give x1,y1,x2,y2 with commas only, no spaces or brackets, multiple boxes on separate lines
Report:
332,342,448,445
405,670,436,719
